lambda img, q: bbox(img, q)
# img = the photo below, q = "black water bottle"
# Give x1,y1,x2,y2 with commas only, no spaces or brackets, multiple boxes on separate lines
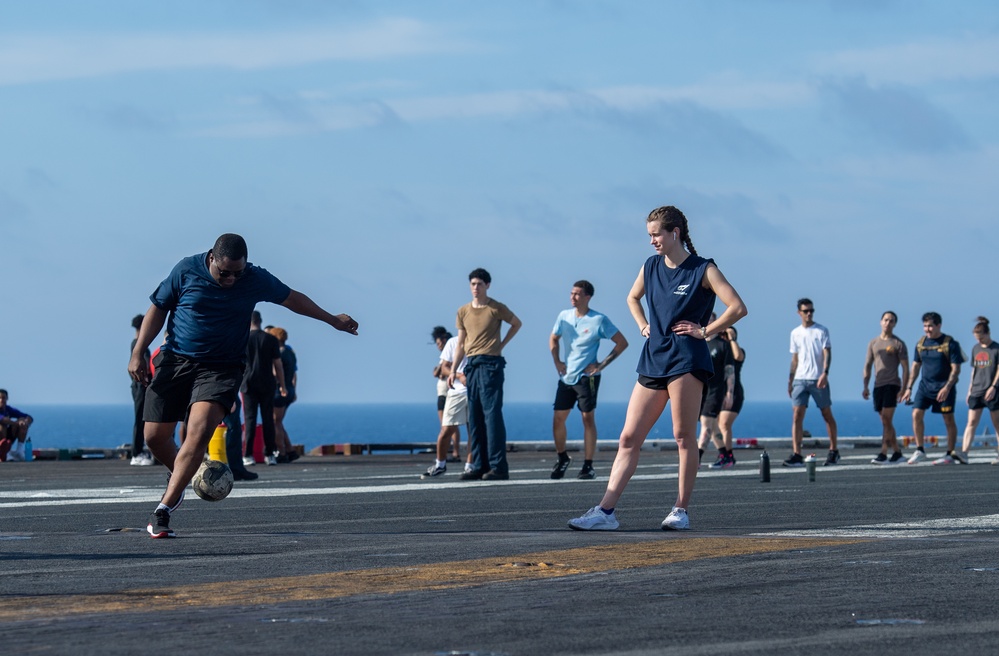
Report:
760,450,771,482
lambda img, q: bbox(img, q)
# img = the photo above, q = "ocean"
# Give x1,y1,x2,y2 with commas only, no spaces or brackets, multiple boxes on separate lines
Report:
16,400,989,453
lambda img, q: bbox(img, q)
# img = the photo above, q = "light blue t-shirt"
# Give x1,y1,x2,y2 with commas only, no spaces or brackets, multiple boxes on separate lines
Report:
552,309,619,385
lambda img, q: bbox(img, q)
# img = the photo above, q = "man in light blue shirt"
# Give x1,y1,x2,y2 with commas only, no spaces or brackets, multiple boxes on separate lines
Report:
550,280,629,479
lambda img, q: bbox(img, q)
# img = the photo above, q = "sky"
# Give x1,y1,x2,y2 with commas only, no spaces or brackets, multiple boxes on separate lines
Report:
1,1,997,409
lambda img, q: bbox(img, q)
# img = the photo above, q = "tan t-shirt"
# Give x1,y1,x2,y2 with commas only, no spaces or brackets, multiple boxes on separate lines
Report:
456,299,515,357
865,335,908,387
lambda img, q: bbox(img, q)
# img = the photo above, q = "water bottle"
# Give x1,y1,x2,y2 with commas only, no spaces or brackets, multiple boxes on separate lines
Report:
805,454,816,482
759,450,770,482
24,437,33,462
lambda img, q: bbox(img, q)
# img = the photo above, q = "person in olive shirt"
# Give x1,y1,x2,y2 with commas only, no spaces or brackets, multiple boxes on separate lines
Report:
447,268,522,481
862,311,909,464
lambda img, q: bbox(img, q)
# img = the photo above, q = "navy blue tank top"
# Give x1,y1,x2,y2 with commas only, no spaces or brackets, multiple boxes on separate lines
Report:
636,254,717,379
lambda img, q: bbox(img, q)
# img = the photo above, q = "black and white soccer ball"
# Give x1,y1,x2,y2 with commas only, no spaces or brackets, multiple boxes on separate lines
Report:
192,459,234,502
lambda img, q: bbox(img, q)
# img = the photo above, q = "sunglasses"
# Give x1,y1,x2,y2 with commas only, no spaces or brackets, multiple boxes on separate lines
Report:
801,309,814,314
217,267,245,279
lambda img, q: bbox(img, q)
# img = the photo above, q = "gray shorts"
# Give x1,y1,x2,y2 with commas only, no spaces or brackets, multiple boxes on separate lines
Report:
791,379,832,410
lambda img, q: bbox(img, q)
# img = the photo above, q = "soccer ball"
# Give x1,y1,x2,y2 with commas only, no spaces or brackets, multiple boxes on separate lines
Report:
192,459,233,502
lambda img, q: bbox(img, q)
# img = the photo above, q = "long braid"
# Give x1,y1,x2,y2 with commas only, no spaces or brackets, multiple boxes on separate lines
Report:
681,214,698,256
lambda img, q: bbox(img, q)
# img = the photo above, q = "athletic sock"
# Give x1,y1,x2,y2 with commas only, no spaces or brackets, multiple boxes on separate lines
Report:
599,506,614,515
557,451,570,462
156,503,171,514
436,459,446,468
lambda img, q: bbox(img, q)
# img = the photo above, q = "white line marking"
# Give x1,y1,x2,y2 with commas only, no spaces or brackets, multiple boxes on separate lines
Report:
754,514,999,538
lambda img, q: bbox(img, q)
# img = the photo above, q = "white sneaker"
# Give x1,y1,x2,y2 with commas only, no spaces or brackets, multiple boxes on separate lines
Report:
907,450,927,464
130,453,154,466
951,451,969,464
568,506,619,531
661,507,690,531
932,454,956,465
242,456,256,467
265,454,277,466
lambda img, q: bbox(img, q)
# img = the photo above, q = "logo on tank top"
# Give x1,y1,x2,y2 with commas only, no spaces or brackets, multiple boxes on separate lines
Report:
673,284,690,296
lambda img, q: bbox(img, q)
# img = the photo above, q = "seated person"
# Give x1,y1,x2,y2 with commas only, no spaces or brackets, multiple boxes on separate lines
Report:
0,389,33,462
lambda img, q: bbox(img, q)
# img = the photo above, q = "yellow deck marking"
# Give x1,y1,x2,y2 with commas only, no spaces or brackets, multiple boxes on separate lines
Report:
0,537,859,621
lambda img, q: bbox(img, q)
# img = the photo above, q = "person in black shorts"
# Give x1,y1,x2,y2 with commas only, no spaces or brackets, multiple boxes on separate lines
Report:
697,313,732,468
129,233,358,538
715,327,745,469
900,312,964,465
956,317,999,464
862,311,909,464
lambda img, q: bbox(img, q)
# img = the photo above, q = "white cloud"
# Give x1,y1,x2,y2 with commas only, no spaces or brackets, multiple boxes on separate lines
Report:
0,18,459,86
815,35,999,85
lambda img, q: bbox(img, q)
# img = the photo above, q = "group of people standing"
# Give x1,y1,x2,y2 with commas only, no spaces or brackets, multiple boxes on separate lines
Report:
425,206,749,532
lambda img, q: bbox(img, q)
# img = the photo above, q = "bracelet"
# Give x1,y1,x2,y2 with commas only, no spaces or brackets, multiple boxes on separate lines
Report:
700,326,707,339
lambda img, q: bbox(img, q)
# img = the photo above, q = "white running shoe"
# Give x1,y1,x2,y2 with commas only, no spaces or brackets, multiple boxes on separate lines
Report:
907,450,927,465
130,453,154,466
661,507,690,531
265,454,277,466
952,451,969,465
568,506,619,531
242,456,256,467
932,454,956,465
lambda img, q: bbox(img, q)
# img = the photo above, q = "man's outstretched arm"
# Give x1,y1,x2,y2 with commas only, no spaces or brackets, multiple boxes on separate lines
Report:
281,290,358,335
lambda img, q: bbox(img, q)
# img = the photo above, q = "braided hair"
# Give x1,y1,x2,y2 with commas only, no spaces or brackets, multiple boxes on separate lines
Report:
647,206,698,256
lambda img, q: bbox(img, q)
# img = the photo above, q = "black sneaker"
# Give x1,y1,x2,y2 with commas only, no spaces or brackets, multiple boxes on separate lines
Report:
459,470,483,481
481,470,509,481
421,464,446,479
824,450,840,466
871,453,888,465
233,468,259,481
782,453,804,467
577,465,596,480
888,451,905,464
707,452,727,470
551,456,572,480
147,509,175,539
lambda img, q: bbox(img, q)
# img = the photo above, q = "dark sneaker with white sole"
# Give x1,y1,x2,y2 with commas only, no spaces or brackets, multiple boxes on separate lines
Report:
147,509,175,539
551,457,572,479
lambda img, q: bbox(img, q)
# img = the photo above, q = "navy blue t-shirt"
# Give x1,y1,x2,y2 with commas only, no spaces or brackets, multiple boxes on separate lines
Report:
914,333,964,392
637,254,716,379
150,253,291,365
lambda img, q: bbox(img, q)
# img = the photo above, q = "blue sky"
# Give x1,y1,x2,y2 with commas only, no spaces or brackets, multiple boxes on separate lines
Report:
1,1,997,409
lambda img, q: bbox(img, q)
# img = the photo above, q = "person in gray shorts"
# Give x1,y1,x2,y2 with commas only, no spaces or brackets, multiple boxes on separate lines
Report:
785,298,839,467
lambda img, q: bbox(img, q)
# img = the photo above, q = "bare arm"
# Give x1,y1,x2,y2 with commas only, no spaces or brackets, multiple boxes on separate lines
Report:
500,314,522,349
862,344,873,399
281,289,358,335
550,333,566,376
128,304,168,385
447,330,467,388
901,361,921,403
817,347,831,389
591,331,629,374
627,267,649,337
272,357,287,396
937,362,960,402
789,353,798,397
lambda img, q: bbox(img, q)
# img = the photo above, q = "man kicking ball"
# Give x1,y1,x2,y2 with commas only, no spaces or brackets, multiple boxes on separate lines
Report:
128,233,358,538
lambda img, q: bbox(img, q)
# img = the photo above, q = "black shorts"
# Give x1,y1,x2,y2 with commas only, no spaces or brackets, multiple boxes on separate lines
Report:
638,370,710,391
872,385,900,412
912,383,957,414
143,351,243,423
437,395,447,412
724,387,745,415
699,385,726,418
553,376,601,413
274,393,297,409
968,393,999,412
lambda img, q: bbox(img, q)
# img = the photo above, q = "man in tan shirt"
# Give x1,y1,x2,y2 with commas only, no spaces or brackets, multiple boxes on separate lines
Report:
448,268,522,480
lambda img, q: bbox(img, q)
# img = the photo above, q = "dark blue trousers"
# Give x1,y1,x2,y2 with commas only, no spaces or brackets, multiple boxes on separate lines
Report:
466,355,508,475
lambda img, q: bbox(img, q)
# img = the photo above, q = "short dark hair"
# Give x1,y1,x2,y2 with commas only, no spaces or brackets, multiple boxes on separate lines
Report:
573,280,594,297
431,326,451,341
131,314,145,330
251,310,262,326
922,312,942,325
213,233,248,261
0,389,7,397
882,311,898,322
797,298,813,310
469,268,491,284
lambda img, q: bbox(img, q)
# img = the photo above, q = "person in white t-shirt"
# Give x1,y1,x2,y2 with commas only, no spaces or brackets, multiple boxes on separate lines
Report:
421,335,470,478
785,298,839,468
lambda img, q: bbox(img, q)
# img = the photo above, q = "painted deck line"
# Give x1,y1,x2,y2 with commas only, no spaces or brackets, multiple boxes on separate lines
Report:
0,536,859,622
753,513,999,539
